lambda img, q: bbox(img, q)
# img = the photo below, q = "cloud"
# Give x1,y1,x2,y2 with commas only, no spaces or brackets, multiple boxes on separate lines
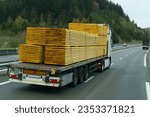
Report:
110,0,150,28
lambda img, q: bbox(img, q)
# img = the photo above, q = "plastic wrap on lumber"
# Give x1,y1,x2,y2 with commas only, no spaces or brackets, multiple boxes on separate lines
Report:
19,44,43,63
69,23,108,36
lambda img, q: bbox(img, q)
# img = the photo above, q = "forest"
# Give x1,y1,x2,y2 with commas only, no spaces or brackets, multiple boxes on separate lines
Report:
0,0,149,48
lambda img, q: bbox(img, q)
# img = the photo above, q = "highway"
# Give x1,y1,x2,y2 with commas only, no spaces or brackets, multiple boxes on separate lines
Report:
0,55,18,63
0,46,150,100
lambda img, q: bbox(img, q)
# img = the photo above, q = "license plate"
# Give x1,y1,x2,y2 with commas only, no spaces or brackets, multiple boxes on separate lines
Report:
23,69,47,76
27,75,41,79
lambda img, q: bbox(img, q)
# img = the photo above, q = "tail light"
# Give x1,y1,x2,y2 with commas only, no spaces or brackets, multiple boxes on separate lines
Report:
9,74,18,79
45,76,61,84
49,79,61,83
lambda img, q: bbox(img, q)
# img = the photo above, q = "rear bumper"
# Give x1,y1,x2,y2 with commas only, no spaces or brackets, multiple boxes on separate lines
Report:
9,78,60,87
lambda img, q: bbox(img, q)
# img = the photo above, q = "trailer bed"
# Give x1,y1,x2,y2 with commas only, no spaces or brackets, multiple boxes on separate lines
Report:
9,56,107,73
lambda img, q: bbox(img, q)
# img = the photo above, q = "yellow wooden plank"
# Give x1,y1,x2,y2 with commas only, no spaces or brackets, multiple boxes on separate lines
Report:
19,44,44,63
69,23,108,36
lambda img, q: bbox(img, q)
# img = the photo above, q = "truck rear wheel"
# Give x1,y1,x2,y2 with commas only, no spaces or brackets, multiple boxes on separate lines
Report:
72,68,78,87
84,65,89,81
78,67,84,84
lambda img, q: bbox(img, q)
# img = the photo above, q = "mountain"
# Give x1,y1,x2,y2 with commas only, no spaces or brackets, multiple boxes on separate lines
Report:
0,0,149,43
145,28,150,32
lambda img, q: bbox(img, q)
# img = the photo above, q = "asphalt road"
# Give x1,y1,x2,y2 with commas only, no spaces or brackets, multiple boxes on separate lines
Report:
0,46,150,100
0,55,18,63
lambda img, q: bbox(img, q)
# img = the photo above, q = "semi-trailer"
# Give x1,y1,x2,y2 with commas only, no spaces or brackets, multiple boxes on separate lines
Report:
7,23,112,87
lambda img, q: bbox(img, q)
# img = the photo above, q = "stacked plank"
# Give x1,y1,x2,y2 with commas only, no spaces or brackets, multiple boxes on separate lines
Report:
19,44,43,63
44,46,87,65
19,23,109,65
69,23,108,59
69,23,108,36
26,27,87,46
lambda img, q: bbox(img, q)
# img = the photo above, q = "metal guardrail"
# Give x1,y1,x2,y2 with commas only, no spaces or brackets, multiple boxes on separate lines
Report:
0,61,18,75
0,49,18,56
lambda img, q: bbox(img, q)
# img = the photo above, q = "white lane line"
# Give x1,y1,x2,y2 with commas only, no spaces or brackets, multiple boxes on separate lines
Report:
120,57,123,60
145,82,150,100
144,54,147,67
84,76,95,83
146,50,149,53
111,63,114,66
0,81,10,86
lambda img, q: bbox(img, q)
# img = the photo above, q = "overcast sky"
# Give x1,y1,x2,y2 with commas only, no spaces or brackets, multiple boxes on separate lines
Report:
110,0,149,28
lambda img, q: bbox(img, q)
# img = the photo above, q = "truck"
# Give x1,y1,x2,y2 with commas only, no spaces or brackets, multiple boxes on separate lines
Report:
142,39,149,50
7,24,112,87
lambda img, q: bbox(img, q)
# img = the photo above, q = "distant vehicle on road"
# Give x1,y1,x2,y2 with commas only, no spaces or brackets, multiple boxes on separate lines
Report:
142,39,149,50
122,43,127,47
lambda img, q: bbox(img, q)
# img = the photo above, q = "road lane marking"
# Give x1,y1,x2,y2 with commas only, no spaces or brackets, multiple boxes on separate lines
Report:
84,76,95,83
146,50,149,53
120,57,122,60
144,54,147,67
111,63,114,66
0,81,10,86
145,82,150,100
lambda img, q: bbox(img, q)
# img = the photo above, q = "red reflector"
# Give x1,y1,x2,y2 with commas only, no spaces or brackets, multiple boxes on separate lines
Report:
9,75,17,79
49,79,60,83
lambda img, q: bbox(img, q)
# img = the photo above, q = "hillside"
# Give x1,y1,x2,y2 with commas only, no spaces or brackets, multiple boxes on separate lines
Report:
0,0,149,47
145,28,150,32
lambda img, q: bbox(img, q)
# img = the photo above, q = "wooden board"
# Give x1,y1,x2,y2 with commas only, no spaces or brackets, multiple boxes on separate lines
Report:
44,45,107,65
26,27,67,45
26,27,101,46
44,46,83,65
98,36,108,46
23,26,108,65
19,44,44,63
69,23,108,36
97,46,107,56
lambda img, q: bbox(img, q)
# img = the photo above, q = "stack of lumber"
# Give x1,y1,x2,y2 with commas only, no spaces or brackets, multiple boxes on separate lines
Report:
26,27,87,46
19,23,109,65
26,27,67,45
19,44,43,63
69,23,108,36
26,27,105,46
44,46,87,65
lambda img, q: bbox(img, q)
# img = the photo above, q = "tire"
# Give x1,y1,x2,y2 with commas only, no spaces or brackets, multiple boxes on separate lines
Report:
108,57,111,68
98,60,104,72
100,63,104,72
78,67,84,84
84,65,89,81
72,68,78,87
